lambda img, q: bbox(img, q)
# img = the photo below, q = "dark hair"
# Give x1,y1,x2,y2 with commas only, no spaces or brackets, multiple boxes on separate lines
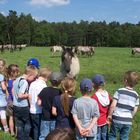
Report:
7,64,20,79
45,128,76,140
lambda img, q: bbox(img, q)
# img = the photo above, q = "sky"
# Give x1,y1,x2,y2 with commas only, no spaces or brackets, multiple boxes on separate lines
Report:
0,0,140,24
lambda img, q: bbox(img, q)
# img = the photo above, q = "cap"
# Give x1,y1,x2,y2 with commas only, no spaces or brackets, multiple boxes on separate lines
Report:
92,74,105,86
27,58,40,69
80,78,93,92
50,72,64,82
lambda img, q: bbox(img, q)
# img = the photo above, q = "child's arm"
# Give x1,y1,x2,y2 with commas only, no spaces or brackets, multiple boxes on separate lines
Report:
132,106,138,117
18,93,29,99
73,114,86,136
107,99,117,123
37,97,42,106
84,116,98,136
52,106,57,116
1,81,8,96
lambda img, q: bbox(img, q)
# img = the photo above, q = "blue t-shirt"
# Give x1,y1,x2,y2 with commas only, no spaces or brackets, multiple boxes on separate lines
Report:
7,79,14,102
0,74,7,107
13,77,29,107
53,95,76,129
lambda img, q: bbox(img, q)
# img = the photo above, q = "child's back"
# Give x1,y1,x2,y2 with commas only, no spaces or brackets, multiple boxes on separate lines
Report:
108,71,139,140
72,78,99,140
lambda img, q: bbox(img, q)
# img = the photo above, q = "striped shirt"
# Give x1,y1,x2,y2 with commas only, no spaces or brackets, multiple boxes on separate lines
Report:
112,87,139,125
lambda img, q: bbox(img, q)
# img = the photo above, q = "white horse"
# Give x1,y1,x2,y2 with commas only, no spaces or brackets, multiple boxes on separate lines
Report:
60,46,80,78
50,45,62,55
132,48,140,55
75,46,95,56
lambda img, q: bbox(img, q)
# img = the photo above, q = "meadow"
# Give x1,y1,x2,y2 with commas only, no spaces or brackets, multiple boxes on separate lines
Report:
0,46,140,140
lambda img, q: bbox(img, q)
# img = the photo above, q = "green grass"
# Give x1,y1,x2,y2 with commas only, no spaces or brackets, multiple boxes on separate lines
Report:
0,46,140,139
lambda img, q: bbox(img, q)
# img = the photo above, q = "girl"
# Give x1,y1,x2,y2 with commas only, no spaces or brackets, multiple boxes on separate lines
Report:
6,64,20,136
0,59,9,132
52,77,76,131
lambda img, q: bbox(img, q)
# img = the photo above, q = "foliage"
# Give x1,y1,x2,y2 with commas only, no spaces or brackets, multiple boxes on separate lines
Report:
1,11,140,47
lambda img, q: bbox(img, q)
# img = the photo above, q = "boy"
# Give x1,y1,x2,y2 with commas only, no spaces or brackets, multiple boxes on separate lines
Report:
29,67,52,140
107,71,139,140
37,72,63,140
13,65,38,140
91,74,112,140
71,78,100,140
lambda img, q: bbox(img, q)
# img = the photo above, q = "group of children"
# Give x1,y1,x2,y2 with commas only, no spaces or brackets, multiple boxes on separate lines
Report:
0,57,139,140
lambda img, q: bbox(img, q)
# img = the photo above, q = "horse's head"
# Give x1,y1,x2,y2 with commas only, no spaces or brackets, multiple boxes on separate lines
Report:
61,47,75,73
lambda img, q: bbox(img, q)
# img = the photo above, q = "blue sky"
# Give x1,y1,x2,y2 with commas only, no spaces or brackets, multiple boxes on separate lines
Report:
0,0,140,23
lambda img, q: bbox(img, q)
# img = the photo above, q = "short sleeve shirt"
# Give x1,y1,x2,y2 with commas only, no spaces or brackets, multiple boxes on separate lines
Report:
38,86,61,121
13,77,29,107
0,74,7,107
53,95,76,129
71,97,100,137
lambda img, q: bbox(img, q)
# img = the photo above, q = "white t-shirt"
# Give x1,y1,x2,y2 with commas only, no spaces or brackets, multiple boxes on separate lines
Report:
29,79,47,114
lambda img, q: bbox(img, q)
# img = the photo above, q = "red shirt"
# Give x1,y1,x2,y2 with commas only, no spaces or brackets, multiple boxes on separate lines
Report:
91,92,112,126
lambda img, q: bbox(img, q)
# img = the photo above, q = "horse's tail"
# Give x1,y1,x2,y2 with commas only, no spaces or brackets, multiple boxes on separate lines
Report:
132,49,135,55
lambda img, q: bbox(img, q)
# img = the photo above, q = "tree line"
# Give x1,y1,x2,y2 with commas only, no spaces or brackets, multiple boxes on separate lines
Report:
0,10,140,47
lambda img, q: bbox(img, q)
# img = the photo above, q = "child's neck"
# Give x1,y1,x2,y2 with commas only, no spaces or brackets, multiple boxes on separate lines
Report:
125,86,133,90
38,77,46,82
82,94,90,98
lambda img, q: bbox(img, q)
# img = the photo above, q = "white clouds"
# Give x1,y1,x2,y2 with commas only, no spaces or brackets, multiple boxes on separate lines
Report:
0,11,6,15
29,0,70,7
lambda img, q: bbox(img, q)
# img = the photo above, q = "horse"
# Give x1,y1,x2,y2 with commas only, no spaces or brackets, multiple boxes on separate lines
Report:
50,45,62,55
132,48,140,55
75,46,95,57
60,46,80,78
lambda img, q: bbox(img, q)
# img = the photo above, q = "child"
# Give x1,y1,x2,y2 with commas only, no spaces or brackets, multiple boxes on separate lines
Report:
52,77,76,131
29,67,52,140
45,128,77,140
71,78,100,140
38,72,63,140
0,59,9,132
91,74,112,140
107,71,139,140
6,64,20,136
13,65,38,140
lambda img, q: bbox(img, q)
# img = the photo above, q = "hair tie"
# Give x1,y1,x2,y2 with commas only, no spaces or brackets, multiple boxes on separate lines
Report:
65,90,68,93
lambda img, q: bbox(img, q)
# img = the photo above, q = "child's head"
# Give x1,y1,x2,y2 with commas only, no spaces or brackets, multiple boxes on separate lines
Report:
80,78,93,94
92,74,105,89
124,71,139,88
7,64,20,79
45,128,76,140
38,67,52,82
61,77,76,116
24,65,38,82
27,58,40,69
50,72,64,87
0,59,7,74
61,77,76,96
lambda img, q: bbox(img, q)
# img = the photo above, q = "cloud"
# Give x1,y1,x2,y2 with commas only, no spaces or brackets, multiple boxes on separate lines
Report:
0,11,6,15
29,0,70,7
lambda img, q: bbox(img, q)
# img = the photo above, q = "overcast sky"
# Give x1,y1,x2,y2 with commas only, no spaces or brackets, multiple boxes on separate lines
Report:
0,0,140,23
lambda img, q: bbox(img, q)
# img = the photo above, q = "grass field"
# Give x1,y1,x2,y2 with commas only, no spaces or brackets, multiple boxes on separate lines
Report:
0,47,140,140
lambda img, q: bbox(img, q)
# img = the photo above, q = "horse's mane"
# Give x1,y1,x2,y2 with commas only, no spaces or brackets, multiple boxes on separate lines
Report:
61,48,75,62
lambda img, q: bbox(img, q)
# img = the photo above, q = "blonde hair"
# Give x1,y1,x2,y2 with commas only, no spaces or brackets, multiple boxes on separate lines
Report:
24,65,38,76
124,71,139,87
60,77,76,116
38,67,52,79
0,59,7,78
